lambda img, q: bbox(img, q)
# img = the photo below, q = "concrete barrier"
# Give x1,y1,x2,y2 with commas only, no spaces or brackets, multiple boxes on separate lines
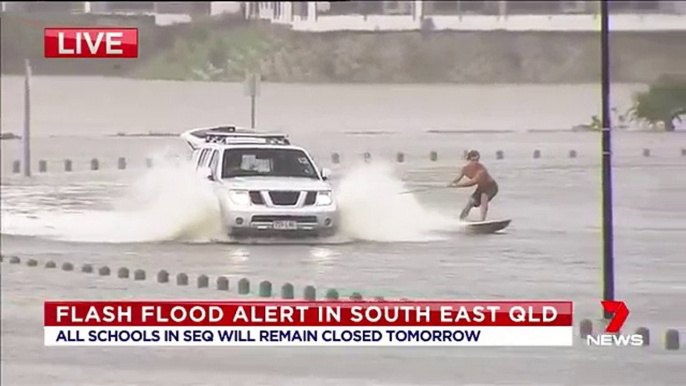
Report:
635,327,650,346
157,270,169,283
62,262,74,271
682,149,686,156
197,274,209,288
533,150,541,159
9,256,21,264
177,273,188,286
81,264,93,273
396,152,405,163
430,151,438,161
304,285,316,300
118,157,127,170
259,280,272,297
38,160,47,173
238,278,250,295
579,318,593,338
569,150,577,158
350,292,363,300
217,276,229,291
64,159,72,172
98,266,110,276
26,258,38,267
134,269,146,281
496,150,504,160
643,148,651,157
90,158,99,171
331,153,340,164
363,152,371,163
13,160,20,174
665,329,680,350
118,267,129,279
146,158,154,168
46,260,57,269
281,283,294,299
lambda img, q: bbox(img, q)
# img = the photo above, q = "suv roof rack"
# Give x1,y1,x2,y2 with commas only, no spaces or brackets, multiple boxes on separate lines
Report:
181,125,291,148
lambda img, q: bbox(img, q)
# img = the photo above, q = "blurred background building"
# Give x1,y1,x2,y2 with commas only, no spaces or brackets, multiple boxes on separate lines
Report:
1,1,685,29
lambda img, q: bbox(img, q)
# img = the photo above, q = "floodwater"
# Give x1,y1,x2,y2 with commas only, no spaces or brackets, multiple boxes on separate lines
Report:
1,76,685,385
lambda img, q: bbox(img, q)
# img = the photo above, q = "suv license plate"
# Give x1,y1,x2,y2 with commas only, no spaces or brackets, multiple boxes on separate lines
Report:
273,221,298,230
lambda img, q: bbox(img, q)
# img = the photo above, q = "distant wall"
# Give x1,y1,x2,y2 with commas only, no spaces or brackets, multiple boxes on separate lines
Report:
1,14,684,84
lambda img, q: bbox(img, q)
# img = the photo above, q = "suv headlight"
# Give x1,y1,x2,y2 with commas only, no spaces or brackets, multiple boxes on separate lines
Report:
316,191,334,206
228,190,251,206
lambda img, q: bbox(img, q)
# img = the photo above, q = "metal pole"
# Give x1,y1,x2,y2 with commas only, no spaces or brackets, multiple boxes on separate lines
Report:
23,59,32,177
250,94,256,129
600,0,615,320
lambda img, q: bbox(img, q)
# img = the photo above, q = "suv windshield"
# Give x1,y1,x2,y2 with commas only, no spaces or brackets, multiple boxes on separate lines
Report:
221,148,319,179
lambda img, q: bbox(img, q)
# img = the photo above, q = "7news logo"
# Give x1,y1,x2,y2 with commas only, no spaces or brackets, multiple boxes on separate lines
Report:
586,301,644,346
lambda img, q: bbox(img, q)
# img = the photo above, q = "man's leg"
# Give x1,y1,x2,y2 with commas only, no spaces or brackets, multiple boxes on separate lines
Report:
479,193,489,221
460,199,474,220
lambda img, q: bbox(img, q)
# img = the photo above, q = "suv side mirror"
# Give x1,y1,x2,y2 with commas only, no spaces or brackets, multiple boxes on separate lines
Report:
200,166,214,181
321,168,331,180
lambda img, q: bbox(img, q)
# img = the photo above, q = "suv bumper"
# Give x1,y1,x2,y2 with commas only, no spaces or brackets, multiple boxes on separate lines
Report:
225,206,339,238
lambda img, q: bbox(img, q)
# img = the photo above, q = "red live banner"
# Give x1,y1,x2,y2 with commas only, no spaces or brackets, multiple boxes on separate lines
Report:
45,301,573,327
44,28,138,58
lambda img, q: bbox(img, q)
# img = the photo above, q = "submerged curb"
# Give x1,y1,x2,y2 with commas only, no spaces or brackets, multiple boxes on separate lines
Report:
2,256,682,350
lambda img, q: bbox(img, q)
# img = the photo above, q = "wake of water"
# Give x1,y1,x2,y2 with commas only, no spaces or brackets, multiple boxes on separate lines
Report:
0,153,462,244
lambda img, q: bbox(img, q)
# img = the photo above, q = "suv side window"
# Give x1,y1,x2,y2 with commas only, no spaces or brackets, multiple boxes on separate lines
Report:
209,150,219,174
197,149,210,169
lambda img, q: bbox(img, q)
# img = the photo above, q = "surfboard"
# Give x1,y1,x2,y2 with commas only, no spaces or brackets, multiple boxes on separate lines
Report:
464,219,511,234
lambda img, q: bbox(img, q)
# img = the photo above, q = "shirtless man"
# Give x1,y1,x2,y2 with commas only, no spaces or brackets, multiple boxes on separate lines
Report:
448,150,498,221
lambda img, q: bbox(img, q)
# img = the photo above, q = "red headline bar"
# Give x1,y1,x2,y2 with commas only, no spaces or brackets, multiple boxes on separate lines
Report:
45,301,573,327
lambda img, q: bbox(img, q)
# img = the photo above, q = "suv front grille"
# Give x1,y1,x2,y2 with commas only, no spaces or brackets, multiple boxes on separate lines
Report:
304,191,317,206
249,191,265,205
269,191,300,206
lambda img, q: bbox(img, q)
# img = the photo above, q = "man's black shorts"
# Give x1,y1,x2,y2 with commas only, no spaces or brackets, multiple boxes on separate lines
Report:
471,182,498,207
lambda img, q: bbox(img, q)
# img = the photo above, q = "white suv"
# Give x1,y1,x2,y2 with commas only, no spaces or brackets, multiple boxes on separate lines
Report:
181,126,339,238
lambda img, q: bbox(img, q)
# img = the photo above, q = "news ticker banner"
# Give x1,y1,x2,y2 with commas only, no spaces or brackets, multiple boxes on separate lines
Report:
45,300,573,347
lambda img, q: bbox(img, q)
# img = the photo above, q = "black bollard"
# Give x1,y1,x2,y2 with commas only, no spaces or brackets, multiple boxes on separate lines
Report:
579,319,593,338
118,157,127,170
197,274,209,288
350,292,363,300
533,150,541,159
134,269,146,281
681,149,686,157
429,151,438,162
9,256,21,264
569,150,577,158
259,281,272,298
99,266,111,276
46,261,57,269
496,150,504,160
665,329,680,350
91,158,99,171
13,160,20,174
64,159,73,172
157,270,169,283
635,327,650,346
118,267,129,278
81,264,93,273
281,283,294,299
396,152,405,163
238,278,250,295
62,262,74,271
217,276,229,291
643,148,651,157
26,258,38,267
177,273,188,286
303,285,316,301
38,160,47,173
331,153,340,164
325,289,339,300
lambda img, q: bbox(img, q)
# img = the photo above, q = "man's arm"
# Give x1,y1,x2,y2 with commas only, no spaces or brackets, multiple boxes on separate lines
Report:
447,168,465,187
454,170,484,188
